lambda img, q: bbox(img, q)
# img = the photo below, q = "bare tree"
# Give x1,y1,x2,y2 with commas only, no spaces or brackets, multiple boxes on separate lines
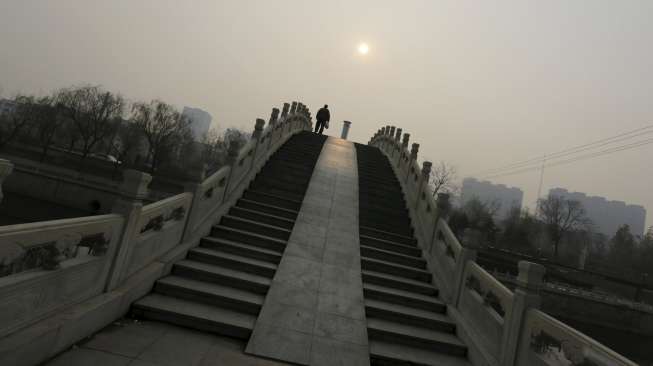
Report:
0,95,37,150
428,161,459,197
200,127,227,171
56,86,124,163
111,121,143,168
131,100,191,173
537,194,592,259
29,97,66,161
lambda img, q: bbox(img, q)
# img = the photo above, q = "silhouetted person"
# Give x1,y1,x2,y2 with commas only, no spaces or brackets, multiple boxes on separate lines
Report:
315,104,330,135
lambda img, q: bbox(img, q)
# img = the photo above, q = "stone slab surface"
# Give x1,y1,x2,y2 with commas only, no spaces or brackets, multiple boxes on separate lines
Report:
246,137,369,365
44,318,289,366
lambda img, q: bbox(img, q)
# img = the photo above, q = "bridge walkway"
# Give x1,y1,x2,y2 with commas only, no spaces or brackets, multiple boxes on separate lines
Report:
45,133,472,366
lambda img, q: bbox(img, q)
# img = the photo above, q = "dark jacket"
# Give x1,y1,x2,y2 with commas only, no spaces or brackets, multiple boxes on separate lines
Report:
316,108,330,123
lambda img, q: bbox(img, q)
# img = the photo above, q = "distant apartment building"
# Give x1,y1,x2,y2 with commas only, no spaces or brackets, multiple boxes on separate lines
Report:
182,107,212,141
460,178,524,219
549,188,647,237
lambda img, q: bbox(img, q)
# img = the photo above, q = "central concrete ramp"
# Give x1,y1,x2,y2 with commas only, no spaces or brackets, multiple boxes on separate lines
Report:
245,137,369,365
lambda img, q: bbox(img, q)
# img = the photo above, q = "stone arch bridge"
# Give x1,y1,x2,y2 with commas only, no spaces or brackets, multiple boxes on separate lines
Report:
0,102,637,365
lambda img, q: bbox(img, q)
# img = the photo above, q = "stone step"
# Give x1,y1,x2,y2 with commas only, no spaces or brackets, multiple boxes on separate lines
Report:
358,205,410,218
367,318,467,357
246,187,304,205
251,177,310,192
132,294,256,340
188,247,277,278
361,245,426,269
220,215,292,241
211,225,287,252
363,283,446,313
200,237,282,263
228,206,295,230
361,257,431,283
236,199,298,220
242,190,302,211
359,219,413,237
365,299,455,333
154,276,264,315
362,270,437,296
360,226,417,246
369,339,472,366
173,260,271,294
359,235,420,256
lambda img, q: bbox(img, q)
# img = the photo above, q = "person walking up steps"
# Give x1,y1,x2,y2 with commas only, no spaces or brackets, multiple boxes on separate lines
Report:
314,104,330,135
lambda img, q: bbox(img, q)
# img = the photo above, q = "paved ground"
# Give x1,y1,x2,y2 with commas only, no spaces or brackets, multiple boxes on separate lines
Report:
44,318,289,366
245,137,369,365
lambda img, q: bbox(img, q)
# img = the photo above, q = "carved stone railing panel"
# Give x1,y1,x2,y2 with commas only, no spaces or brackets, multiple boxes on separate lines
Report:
126,192,193,278
0,214,124,337
518,309,638,366
458,261,514,362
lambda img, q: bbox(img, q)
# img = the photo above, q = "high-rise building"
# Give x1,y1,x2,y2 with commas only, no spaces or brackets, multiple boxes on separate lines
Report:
182,107,212,141
549,188,647,237
460,178,524,219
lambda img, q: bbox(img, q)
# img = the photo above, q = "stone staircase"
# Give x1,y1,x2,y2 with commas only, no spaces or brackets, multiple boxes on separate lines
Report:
132,131,327,339
355,144,471,366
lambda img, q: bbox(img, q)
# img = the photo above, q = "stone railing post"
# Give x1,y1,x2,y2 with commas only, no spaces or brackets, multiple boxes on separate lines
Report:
181,161,207,242
405,143,419,183
106,169,152,290
415,161,431,209
0,159,14,203
267,107,280,150
251,118,266,170
500,261,546,366
221,139,241,201
401,133,410,165
290,101,298,114
280,103,290,119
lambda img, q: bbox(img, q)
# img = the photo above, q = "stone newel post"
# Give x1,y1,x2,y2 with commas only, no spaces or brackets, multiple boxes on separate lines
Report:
222,138,242,201
107,169,152,290
0,159,14,203
500,261,546,366
290,102,298,114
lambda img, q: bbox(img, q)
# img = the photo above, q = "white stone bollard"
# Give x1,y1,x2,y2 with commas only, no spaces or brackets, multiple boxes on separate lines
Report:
341,121,352,139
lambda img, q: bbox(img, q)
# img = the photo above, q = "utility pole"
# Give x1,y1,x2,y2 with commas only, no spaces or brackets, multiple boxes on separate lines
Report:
535,154,546,211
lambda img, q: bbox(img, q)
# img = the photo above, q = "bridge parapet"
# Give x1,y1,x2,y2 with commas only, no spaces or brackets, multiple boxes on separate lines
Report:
0,101,312,366
368,129,637,366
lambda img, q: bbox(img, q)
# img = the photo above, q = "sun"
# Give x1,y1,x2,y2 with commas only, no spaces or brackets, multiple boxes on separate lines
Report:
358,43,369,55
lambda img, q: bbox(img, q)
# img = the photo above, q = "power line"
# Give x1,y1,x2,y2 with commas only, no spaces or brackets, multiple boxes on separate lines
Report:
471,124,653,176
481,137,653,179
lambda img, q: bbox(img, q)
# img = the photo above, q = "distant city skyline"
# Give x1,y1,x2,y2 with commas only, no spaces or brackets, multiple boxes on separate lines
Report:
549,187,647,237
460,178,524,220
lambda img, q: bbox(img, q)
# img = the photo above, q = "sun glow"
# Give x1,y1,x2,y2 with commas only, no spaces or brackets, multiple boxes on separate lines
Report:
358,43,369,55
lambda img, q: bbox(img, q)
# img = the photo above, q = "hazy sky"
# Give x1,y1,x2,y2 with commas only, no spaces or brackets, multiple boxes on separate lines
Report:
1,0,652,229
